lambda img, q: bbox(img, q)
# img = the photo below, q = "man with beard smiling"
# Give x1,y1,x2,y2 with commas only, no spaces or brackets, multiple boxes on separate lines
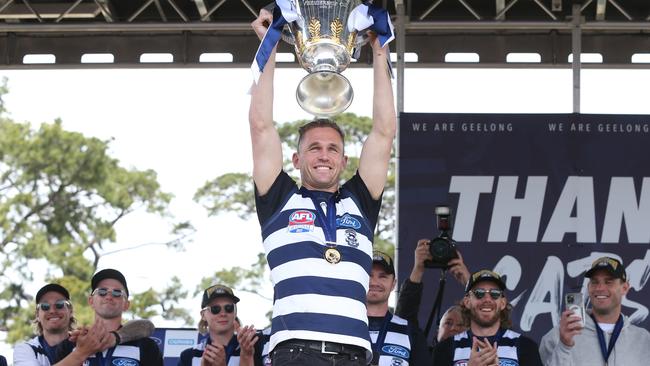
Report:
366,251,431,365
433,270,542,366
539,256,650,365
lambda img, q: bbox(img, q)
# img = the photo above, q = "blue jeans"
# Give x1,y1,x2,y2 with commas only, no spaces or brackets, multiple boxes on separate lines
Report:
272,340,367,366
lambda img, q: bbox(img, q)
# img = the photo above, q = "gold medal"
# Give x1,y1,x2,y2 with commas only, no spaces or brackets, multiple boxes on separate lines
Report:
325,248,341,264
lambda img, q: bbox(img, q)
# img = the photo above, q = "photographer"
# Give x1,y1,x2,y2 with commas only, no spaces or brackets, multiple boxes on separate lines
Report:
395,239,470,340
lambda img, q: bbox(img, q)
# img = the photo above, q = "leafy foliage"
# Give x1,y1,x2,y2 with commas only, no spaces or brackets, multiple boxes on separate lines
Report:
0,80,194,342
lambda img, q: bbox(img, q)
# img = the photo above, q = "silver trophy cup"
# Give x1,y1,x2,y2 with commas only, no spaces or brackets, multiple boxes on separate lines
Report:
284,0,361,117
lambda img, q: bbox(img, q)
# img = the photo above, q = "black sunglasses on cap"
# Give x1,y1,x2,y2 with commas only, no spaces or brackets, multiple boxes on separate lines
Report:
203,304,235,315
93,288,126,298
37,299,70,311
471,288,504,300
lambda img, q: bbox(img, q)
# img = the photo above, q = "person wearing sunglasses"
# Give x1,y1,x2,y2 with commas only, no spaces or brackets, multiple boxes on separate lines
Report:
366,251,432,365
57,268,163,366
433,270,543,366
178,284,261,366
13,283,114,366
539,256,650,366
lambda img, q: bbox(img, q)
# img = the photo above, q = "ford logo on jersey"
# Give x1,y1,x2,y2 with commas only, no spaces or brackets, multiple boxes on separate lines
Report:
500,359,519,366
336,214,361,229
381,344,410,359
288,210,315,233
112,358,138,366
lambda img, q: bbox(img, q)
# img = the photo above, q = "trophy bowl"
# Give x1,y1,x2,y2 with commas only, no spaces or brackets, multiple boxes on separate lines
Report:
285,0,361,117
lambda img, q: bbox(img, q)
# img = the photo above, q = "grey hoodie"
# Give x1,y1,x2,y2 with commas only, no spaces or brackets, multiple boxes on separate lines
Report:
539,313,650,366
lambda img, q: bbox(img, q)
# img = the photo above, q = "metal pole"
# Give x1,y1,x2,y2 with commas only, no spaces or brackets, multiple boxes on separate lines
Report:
572,4,581,113
394,0,405,280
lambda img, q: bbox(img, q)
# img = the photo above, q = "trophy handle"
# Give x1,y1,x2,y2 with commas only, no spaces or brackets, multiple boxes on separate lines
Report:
296,71,354,117
281,25,295,46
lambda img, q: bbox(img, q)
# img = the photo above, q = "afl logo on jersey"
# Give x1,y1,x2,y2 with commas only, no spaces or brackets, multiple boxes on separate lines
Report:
288,210,315,233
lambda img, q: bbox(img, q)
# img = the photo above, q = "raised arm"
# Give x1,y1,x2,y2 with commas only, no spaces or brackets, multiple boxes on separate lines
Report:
249,9,283,196
358,35,397,199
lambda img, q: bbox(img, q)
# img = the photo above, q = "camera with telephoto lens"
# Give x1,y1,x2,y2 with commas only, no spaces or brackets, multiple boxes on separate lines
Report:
424,206,458,269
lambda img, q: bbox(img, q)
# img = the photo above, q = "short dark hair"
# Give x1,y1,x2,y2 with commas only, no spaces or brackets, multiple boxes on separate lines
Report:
297,119,345,150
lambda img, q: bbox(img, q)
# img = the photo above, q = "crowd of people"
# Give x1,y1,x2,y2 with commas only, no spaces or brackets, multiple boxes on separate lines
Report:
5,6,650,366
7,250,648,365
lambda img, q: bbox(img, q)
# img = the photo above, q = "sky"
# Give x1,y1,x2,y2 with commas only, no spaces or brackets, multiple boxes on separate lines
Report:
1,65,650,361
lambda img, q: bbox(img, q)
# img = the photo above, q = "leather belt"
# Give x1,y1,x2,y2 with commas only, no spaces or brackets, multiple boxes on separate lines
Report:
279,339,365,356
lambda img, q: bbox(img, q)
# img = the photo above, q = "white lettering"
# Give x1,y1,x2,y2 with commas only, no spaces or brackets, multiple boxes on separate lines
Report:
602,177,650,243
520,256,564,331
541,177,597,243
449,176,494,242
488,176,547,242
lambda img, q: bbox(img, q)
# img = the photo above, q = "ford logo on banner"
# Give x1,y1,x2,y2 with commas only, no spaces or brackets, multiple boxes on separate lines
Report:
150,336,163,346
112,358,138,366
381,344,409,359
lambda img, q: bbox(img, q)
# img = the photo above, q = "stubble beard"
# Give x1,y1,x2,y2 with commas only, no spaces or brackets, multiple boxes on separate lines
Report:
470,307,500,329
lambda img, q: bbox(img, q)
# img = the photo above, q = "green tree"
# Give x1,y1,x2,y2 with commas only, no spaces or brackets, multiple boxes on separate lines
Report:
0,80,194,342
194,113,396,311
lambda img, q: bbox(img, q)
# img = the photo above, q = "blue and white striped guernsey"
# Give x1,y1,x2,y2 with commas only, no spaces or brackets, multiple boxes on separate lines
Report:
178,335,242,366
369,314,413,366
256,171,381,362
452,329,523,365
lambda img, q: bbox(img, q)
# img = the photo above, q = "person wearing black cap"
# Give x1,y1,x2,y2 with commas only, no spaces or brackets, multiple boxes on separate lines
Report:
178,284,261,366
13,283,113,366
433,270,542,366
366,250,432,365
0,354,6,366
58,268,163,366
539,256,650,365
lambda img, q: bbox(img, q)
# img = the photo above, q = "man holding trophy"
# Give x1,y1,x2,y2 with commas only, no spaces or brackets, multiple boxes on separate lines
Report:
249,0,396,364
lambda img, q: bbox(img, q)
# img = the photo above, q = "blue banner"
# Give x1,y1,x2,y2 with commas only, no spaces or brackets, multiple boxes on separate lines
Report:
397,113,650,342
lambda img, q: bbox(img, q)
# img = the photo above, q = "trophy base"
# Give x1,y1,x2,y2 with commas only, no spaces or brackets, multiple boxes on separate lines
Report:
296,71,354,118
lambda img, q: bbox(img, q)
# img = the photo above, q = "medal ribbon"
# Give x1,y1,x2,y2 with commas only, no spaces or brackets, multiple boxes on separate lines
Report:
38,336,58,364
224,335,239,364
590,313,624,365
300,188,338,247
371,311,393,364
95,346,116,366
